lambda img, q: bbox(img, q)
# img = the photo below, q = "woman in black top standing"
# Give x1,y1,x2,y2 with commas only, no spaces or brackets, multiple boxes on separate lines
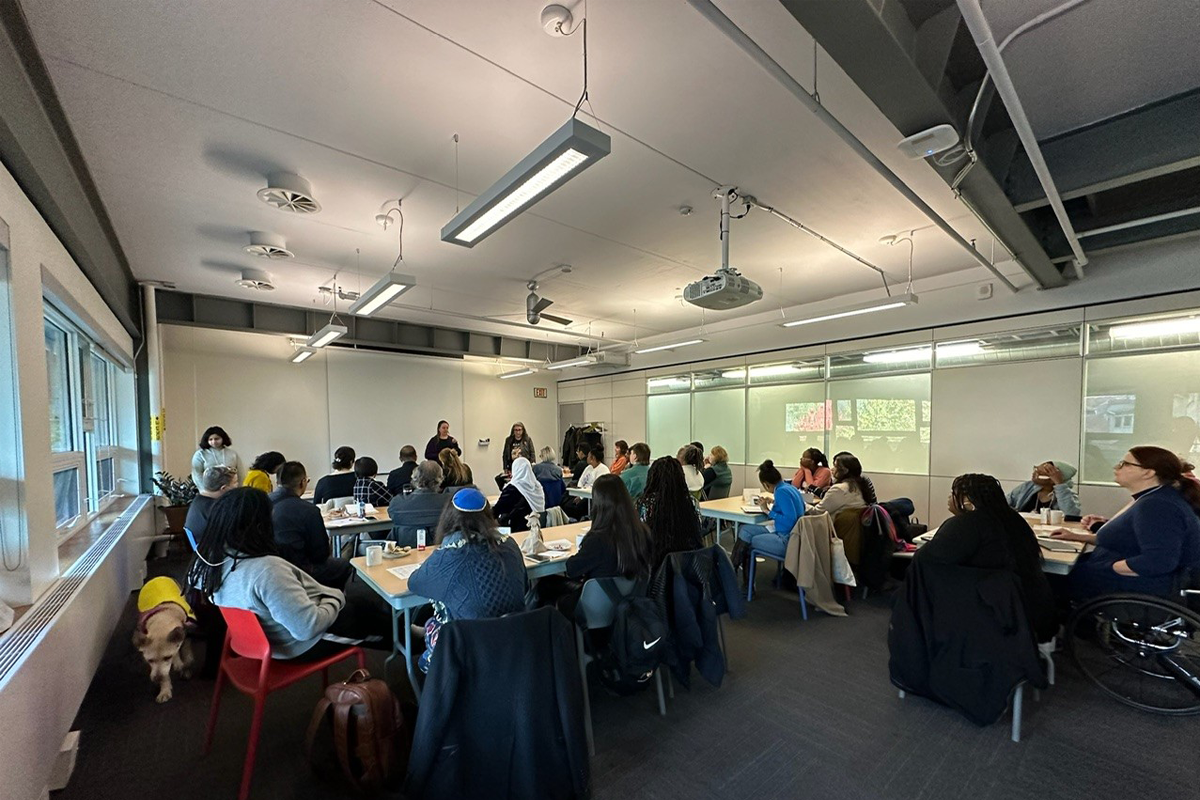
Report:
312,446,357,504
424,420,461,462
495,422,535,491
637,456,703,570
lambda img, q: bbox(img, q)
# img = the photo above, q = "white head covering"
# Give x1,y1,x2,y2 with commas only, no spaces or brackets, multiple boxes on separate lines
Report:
509,457,545,513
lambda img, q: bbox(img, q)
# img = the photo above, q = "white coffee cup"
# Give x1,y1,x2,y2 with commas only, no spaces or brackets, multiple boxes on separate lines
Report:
1049,509,1065,525
365,545,383,567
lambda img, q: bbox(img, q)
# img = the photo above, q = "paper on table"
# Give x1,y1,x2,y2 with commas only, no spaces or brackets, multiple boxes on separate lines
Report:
387,564,421,580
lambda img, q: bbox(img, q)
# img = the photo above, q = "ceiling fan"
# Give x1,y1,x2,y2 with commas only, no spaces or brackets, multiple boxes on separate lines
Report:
526,281,573,326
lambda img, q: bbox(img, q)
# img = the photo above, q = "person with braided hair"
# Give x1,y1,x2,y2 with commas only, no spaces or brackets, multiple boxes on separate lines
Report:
637,456,703,570
1051,446,1200,599
918,473,1056,642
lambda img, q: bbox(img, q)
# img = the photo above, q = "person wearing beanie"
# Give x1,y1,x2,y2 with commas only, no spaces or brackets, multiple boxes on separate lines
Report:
1007,460,1081,518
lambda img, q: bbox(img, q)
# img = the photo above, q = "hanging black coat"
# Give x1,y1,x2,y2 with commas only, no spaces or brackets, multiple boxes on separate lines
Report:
888,557,1047,726
649,545,745,688
405,607,590,800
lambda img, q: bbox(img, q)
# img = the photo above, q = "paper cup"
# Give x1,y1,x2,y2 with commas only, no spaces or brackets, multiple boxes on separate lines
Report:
365,545,383,567
1040,508,1051,524
1049,510,1065,525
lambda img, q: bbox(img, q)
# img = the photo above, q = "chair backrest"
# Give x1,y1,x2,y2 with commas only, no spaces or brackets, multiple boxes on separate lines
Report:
705,484,731,501
442,483,477,494
218,606,272,660
329,496,355,511
539,477,566,508
577,577,640,630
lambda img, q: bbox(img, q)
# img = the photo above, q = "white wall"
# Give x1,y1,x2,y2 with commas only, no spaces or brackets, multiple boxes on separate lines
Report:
160,325,558,484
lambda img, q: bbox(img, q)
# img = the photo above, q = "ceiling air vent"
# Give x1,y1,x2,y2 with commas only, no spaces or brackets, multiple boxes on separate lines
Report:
235,267,275,291
243,231,294,259
257,172,321,214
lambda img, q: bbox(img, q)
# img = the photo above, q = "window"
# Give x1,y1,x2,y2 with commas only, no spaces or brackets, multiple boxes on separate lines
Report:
828,345,931,379
827,373,931,474
934,326,1082,367
747,381,827,467
1088,310,1200,356
692,366,745,390
1081,349,1200,482
646,393,691,463
692,388,745,463
45,320,73,452
746,358,823,385
646,373,691,395
53,467,82,527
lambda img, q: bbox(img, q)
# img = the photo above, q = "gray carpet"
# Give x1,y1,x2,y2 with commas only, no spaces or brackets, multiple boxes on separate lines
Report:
58,548,1199,799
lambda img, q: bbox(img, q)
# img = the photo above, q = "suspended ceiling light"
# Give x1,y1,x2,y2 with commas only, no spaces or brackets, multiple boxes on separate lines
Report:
307,322,347,348
781,292,918,328
440,118,610,247
352,203,418,316
1109,316,1200,339
290,347,317,364
633,338,706,355
498,368,536,379
546,354,598,370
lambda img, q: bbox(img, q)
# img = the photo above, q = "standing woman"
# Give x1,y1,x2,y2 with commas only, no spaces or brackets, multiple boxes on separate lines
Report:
495,422,535,491
677,445,706,494
424,420,462,461
731,460,805,571
439,449,474,488
791,448,833,494
313,446,356,504
244,451,286,493
610,440,630,476
492,457,546,532
191,426,241,487
637,456,703,570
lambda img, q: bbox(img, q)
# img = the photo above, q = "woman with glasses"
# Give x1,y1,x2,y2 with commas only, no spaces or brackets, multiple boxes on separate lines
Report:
1050,447,1200,598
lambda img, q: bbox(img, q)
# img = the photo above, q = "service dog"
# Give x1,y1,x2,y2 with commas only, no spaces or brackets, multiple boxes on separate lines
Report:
133,577,195,703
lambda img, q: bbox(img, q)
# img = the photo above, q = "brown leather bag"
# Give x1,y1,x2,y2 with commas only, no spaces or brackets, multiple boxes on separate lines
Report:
305,669,406,792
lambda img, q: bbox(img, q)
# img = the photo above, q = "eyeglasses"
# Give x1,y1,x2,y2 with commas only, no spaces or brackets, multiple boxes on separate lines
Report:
1114,460,1145,470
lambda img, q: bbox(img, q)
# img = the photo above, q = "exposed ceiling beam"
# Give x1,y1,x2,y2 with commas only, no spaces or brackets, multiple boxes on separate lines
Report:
778,0,1067,289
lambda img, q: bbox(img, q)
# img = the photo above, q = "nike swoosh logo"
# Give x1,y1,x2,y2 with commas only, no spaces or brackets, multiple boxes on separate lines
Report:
642,637,661,650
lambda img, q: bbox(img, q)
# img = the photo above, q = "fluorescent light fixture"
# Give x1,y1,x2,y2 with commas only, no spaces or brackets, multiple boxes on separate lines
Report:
348,272,416,317
862,346,933,364
1109,317,1200,339
935,341,986,358
781,292,918,328
441,118,611,247
463,354,543,365
721,363,810,379
648,376,691,389
498,368,536,379
633,338,706,355
290,347,316,364
546,354,598,371
306,323,348,348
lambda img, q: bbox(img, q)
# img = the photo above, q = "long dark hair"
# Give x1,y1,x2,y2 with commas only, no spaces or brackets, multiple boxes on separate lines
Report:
640,456,700,564
678,445,703,471
332,446,355,470
434,502,504,548
1130,445,1200,513
832,453,870,498
803,448,829,469
589,474,652,578
199,425,231,449
952,473,1044,570
250,451,286,474
187,487,276,597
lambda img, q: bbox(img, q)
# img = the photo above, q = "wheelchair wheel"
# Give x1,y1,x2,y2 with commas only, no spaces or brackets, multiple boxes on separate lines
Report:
1066,593,1200,715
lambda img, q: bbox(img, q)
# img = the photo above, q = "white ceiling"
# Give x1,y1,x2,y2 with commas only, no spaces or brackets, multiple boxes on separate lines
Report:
25,0,1018,349
984,0,1200,140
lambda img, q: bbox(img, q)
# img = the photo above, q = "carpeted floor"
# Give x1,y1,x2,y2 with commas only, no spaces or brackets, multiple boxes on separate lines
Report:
58,548,1199,799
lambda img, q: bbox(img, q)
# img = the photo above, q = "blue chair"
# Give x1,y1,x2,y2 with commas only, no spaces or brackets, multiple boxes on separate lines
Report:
539,477,566,508
746,549,808,620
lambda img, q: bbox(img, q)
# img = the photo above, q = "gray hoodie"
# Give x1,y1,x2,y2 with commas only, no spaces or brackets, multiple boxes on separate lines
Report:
211,554,344,658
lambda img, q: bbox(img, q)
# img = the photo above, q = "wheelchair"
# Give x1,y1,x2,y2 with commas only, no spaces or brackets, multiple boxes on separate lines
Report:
1064,571,1200,715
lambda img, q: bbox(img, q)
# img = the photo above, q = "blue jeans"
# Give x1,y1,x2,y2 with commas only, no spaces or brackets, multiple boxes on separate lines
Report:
737,524,788,559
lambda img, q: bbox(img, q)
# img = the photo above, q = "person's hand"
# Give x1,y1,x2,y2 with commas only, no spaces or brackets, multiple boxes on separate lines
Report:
1042,463,1065,486
757,496,771,512
1049,528,1087,542
1081,514,1108,529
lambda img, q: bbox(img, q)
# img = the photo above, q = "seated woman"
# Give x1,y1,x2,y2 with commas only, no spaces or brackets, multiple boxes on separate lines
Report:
610,440,630,476
637,456,703,570
791,448,833,495
408,488,528,672
730,460,805,571
1006,460,1081,518
244,451,285,493
812,453,870,516
492,457,546,532
568,444,589,487
312,446,356,504
701,445,733,500
352,456,393,506
620,442,651,499
438,448,474,489
532,446,563,482
677,444,706,494
189,487,388,660
919,473,1056,642
832,451,877,505
1051,447,1200,599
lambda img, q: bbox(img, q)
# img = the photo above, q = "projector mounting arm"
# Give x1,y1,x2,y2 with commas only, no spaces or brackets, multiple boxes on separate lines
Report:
713,186,750,276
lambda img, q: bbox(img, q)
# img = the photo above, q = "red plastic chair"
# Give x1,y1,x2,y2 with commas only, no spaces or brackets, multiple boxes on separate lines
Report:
204,606,365,800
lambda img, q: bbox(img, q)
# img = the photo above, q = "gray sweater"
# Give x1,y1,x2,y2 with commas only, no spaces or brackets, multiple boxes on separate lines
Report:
211,554,344,659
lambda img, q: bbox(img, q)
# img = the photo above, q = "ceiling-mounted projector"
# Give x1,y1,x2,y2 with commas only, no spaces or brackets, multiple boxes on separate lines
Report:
684,186,763,311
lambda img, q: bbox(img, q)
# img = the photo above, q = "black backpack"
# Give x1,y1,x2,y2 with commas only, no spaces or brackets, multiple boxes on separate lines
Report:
590,580,668,695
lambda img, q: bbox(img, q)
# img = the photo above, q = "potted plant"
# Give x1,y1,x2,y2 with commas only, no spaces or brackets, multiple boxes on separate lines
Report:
152,471,198,535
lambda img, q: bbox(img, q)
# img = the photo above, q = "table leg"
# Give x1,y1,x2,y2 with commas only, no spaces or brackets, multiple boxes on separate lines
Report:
384,606,421,704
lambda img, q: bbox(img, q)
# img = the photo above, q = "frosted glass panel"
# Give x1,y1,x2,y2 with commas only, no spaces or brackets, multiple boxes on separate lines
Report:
747,383,827,467
1082,351,1200,482
828,373,931,474
646,394,691,462
692,389,745,463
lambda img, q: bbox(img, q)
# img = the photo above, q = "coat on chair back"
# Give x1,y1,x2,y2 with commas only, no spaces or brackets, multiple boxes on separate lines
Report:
405,607,590,800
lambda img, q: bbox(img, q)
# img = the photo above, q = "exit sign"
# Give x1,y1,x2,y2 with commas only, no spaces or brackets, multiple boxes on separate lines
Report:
533,387,548,399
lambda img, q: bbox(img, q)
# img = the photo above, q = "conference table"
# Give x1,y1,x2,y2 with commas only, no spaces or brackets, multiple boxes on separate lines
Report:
322,507,393,555
698,495,770,548
898,513,1089,575
351,521,588,702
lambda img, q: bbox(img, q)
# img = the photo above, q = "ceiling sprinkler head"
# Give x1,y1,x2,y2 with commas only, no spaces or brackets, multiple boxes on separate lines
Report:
679,206,693,216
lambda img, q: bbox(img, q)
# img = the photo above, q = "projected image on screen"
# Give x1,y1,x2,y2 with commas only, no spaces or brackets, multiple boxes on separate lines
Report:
855,399,916,432
1085,394,1136,434
837,400,853,421
785,401,830,432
